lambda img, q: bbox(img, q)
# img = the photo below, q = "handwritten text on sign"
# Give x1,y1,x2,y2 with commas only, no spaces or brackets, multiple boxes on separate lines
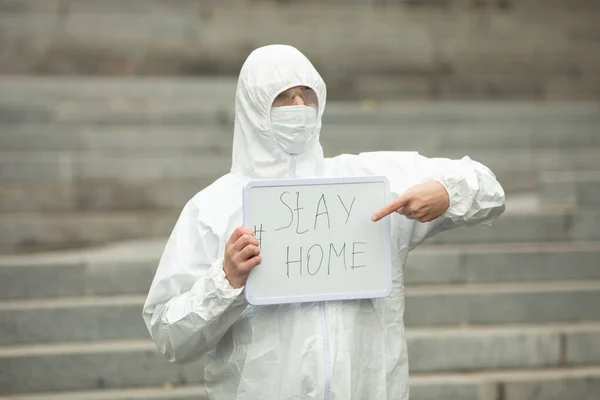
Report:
254,191,366,278
244,178,391,305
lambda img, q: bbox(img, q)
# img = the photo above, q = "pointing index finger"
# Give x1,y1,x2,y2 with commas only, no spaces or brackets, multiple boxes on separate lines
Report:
372,195,409,222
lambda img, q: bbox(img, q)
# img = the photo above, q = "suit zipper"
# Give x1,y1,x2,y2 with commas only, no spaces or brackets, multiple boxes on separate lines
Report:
319,302,332,400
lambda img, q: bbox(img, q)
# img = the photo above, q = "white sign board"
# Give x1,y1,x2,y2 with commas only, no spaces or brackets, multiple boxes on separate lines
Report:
242,176,391,305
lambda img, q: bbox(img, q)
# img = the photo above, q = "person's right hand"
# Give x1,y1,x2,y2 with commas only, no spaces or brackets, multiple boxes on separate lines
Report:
223,226,262,289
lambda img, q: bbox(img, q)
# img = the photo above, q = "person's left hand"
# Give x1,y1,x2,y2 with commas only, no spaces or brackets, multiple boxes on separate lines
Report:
372,181,450,223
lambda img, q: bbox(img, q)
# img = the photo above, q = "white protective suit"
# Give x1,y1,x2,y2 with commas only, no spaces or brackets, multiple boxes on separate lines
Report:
143,45,506,400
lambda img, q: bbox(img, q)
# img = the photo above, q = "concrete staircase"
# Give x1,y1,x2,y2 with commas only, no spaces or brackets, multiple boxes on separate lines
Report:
1,0,600,101
1,77,600,252
1,237,600,398
1,77,600,399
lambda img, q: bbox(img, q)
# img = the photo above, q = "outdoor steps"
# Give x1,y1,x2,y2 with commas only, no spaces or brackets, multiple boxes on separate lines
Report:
1,367,600,400
1,237,598,288
0,323,599,394
0,173,596,216
1,239,599,398
2,282,600,346
1,79,598,225
2,119,600,151
0,2,599,101
2,77,599,124
0,209,177,253
0,169,596,214
1,4,598,399
2,240,598,300
3,206,600,253
0,77,236,104
1,84,599,255
2,80,598,207
409,367,600,400
1,150,599,190
541,171,600,206
0,385,209,400
2,0,600,13
2,241,600,342
0,340,204,395
0,147,598,217
0,180,207,213
2,150,599,183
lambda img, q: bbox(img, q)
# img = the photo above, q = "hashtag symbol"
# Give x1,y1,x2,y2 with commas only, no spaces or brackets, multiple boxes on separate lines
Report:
253,224,265,248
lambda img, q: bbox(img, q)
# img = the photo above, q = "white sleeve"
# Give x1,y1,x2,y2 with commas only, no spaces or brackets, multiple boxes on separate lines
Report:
328,151,506,248
407,152,506,247
142,201,246,364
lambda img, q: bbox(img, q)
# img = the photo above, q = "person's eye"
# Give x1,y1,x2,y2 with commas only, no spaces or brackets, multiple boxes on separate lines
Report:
304,88,318,104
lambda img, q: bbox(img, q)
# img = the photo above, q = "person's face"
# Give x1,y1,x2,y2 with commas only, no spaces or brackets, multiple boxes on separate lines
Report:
272,86,318,108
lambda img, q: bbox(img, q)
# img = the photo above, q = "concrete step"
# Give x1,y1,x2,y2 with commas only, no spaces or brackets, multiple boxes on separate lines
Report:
0,77,597,118
0,125,233,154
1,366,599,400
0,210,178,253
2,121,600,154
430,209,600,244
513,0,600,11
404,281,600,326
0,102,231,125
0,239,164,300
423,149,600,174
0,295,147,345
2,94,599,122
405,323,600,372
0,175,587,214
0,0,212,14
0,385,208,400
1,149,599,184
0,145,598,213
0,77,237,104
1,81,598,123
409,366,600,400
1,323,599,394
0,340,204,395
0,169,589,213
1,5,599,80
0,0,593,11
2,0,600,18
326,122,600,151
541,171,600,206
1,240,599,300
2,281,600,345
407,242,600,285
0,152,231,183
1,207,600,253
327,145,600,170
0,180,208,213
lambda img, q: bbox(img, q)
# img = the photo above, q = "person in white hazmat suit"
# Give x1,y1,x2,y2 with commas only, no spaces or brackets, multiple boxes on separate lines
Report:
143,44,506,400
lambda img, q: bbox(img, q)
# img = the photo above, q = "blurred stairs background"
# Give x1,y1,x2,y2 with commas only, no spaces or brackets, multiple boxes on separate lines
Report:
0,0,599,399
1,0,599,101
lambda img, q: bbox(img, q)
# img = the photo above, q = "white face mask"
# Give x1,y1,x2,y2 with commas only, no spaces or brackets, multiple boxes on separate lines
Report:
270,105,318,155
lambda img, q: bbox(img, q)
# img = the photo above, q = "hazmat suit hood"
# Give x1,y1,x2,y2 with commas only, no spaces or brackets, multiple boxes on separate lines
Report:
231,44,327,179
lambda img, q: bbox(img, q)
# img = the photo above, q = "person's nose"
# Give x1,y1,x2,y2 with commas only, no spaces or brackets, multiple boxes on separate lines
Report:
291,94,305,106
